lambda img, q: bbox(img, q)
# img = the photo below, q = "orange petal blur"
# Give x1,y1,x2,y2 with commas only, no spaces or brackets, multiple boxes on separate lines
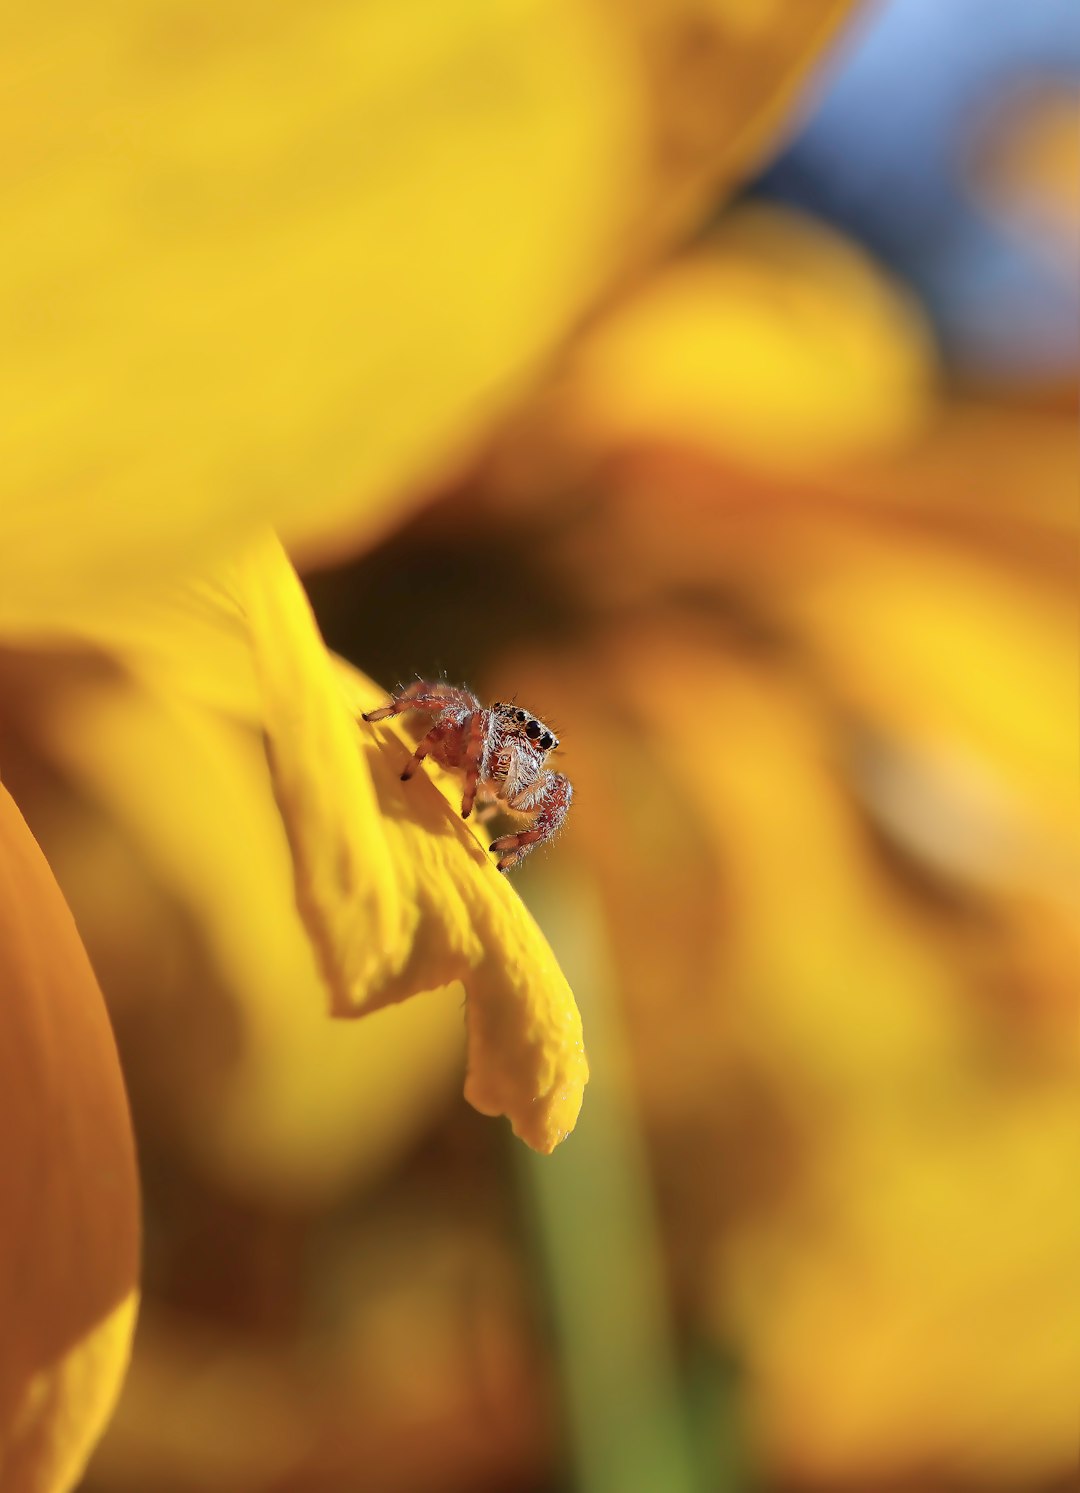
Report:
0,782,140,1493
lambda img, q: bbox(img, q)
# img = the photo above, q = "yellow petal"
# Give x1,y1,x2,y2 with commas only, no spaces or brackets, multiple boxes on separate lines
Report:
775,507,1079,894
233,535,587,1152
615,0,861,251
558,204,934,472
0,0,862,634
736,1093,1080,1486
0,782,140,1493
0,0,644,632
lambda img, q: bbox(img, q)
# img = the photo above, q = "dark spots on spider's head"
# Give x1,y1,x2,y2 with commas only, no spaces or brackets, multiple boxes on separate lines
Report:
516,709,527,723
525,719,542,740
539,732,555,751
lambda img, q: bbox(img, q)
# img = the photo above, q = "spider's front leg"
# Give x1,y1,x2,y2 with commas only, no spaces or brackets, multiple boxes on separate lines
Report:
361,680,479,723
361,683,487,814
489,770,573,872
361,683,460,785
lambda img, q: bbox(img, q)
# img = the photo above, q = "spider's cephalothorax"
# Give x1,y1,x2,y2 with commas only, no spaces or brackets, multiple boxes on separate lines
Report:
361,682,571,872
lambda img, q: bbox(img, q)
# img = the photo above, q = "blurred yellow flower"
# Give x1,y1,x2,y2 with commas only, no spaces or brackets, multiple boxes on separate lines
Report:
0,3,862,1157
0,1,868,1486
466,201,1080,1486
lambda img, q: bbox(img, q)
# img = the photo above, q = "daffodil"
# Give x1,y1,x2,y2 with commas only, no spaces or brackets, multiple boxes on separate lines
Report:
1,2,862,1487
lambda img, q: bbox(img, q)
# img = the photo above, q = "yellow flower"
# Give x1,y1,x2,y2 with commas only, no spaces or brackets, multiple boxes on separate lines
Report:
0,9,862,1148
0,2,865,1485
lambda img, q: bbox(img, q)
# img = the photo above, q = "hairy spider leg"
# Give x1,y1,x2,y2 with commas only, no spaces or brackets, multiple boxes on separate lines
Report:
490,770,573,872
361,680,480,723
398,721,442,782
458,711,487,819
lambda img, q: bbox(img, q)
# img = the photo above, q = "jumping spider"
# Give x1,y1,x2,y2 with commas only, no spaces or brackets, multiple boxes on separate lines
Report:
361,681,572,872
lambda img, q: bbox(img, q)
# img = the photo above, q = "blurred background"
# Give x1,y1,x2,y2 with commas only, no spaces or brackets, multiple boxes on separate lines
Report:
3,1,1078,1490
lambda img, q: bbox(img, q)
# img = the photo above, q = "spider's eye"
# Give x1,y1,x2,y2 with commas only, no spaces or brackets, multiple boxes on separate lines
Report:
516,709,527,723
539,732,554,751
524,719,542,739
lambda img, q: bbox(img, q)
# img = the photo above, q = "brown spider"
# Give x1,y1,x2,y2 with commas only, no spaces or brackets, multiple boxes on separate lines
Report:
361,681,572,872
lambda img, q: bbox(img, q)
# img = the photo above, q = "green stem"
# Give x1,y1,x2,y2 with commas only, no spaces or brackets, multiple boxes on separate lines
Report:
517,872,707,1493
